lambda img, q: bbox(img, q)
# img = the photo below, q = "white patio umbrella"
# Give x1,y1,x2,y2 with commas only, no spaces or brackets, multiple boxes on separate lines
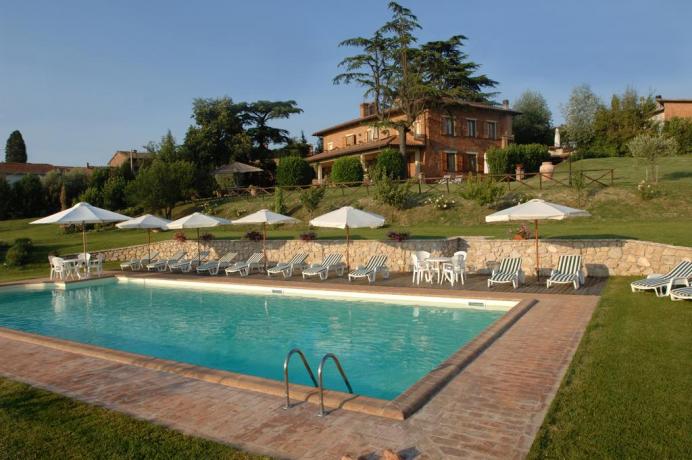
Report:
31,202,130,256
232,209,300,262
485,199,590,278
166,212,231,264
116,214,171,261
310,206,385,269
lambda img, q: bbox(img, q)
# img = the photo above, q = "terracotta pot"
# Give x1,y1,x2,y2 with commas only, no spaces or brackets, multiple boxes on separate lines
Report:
539,161,555,179
512,234,525,240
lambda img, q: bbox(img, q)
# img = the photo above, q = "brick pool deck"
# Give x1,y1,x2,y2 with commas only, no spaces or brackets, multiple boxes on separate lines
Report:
0,274,599,459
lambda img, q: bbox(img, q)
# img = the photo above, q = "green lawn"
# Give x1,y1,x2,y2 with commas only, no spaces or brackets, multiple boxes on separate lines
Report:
1,156,690,283
0,378,268,459
528,277,692,458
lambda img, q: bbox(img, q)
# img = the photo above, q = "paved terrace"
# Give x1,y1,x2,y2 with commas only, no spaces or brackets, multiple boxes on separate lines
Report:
0,273,600,459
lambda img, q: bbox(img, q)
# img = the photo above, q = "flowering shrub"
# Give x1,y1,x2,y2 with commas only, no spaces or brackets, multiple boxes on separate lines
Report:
387,231,410,242
637,180,662,200
173,231,187,242
299,231,317,241
245,230,263,241
200,232,214,242
509,224,532,240
425,194,456,210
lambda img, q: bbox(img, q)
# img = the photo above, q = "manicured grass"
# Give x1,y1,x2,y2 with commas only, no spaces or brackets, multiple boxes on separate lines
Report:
0,378,268,459
1,156,690,282
528,278,692,458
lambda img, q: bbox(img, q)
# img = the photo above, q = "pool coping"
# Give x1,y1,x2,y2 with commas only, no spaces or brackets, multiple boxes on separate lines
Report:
0,275,535,419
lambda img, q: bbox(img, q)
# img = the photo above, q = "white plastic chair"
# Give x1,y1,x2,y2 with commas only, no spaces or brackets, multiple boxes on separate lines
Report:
50,257,67,281
88,254,104,277
442,251,467,286
411,253,433,285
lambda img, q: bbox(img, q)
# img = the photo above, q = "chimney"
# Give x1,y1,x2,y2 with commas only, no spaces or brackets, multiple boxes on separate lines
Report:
502,99,509,109
359,103,370,118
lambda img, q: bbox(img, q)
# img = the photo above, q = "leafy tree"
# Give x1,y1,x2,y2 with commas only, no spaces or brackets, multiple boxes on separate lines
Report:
591,89,657,156
374,175,412,209
275,156,314,186
89,167,111,190
146,130,182,162
662,117,692,154
0,177,11,219
277,133,311,158
330,157,364,183
562,84,603,148
62,170,89,207
12,174,45,217
512,90,553,145
42,171,64,212
334,2,496,167
126,160,195,218
5,130,27,163
79,186,103,207
102,176,128,210
372,148,406,179
239,100,303,158
627,133,678,182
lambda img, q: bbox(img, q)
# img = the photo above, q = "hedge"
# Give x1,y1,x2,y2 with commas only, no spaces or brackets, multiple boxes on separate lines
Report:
275,156,315,186
486,144,550,175
330,157,364,183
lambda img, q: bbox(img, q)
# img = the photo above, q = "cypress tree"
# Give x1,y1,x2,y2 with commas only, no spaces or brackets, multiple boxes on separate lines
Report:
5,130,27,163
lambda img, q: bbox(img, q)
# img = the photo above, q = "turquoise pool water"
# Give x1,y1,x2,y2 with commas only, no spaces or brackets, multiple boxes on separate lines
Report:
0,282,504,400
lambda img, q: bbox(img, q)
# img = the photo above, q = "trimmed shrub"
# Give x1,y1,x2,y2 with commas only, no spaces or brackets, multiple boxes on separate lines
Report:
299,231,317,241
5,238,33,267
372,148,406,179
273,187,287,214
330,157,364,183
374,175,413,209
276,156,315,186
485,144,550,175
387,231,410,242
460,177,505,207
299,186,325,216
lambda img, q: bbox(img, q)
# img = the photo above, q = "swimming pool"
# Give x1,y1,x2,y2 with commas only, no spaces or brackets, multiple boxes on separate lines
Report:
0,279,507,400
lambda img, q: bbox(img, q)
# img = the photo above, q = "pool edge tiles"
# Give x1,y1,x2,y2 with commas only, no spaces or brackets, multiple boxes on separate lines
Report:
0,293,536,419
115,275,518,311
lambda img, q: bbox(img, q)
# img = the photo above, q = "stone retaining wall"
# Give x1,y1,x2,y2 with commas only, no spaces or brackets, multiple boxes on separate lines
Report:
95,237,692,277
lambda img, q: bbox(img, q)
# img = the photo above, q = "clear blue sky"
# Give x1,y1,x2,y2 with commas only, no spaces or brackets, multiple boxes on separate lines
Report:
1,0,690,165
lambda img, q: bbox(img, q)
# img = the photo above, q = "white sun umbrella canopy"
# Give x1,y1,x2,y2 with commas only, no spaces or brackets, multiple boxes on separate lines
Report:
116,214,171,261
485,199,590,278
166,212,231,264
31,202,130,256
310,206,385,269
232,209,300,262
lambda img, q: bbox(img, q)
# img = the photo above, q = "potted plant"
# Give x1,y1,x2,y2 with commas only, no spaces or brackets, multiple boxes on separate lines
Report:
509,224,532,240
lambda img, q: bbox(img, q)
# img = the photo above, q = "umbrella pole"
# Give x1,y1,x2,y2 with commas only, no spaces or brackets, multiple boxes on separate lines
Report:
534,219,539,280
82,221,87,256
147,229,151,262
263,223,267,269
346,225,350,270
197,228,201,265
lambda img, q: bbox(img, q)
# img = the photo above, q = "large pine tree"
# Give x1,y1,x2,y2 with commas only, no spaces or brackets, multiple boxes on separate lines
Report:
5,130,27,163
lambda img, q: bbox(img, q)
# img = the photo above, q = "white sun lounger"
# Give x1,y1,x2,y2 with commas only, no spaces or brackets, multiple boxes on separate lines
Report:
169,251,209,273
225,252,264,277
302,253,346,280
146,251,186,272
670,286,692,301
120,252,159,271
546,255,584,290
488,257,524,289
630,259,692,297
196,252,237,275
348,255,389,284
267,253,309,278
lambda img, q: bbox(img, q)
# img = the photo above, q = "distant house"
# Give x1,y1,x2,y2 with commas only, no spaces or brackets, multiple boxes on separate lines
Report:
107,150,154,172
307,99,518,182
0,162,70,185
650,96,692,123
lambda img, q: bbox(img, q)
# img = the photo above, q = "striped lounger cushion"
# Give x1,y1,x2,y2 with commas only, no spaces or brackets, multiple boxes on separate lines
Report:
631,260,692,296
670,286,692,301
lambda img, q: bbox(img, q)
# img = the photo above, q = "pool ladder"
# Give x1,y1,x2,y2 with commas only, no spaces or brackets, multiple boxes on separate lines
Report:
283,348,353,416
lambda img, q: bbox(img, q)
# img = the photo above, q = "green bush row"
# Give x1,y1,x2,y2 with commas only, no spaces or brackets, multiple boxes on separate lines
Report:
4,238,34,267
486,144,550,175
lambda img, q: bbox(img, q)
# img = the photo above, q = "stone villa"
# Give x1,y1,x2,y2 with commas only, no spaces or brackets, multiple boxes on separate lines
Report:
307,100,519,181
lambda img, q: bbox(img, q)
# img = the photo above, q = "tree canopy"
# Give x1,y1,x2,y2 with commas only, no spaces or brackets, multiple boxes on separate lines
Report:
512,90,553,145
561,84,603,148
5,130,27,163
334,2,497,163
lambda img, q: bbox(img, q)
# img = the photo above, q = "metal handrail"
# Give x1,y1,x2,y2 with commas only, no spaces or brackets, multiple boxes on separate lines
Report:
317,353,353,417
283,348,318,409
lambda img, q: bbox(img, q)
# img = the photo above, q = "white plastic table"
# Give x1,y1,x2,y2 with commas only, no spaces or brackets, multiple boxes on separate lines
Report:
425,256,452,284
